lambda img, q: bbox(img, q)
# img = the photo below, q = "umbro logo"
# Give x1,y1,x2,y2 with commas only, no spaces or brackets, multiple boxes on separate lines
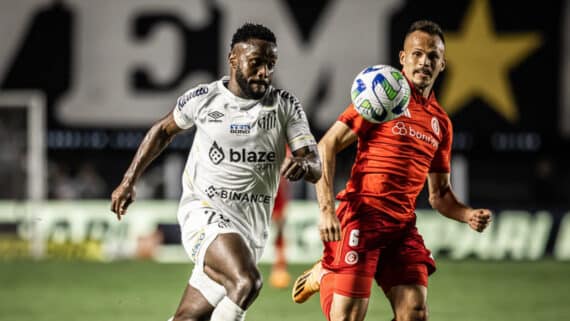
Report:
208,111,224,122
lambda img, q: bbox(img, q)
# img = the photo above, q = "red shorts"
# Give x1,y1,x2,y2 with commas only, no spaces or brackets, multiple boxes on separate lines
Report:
321,200,436,296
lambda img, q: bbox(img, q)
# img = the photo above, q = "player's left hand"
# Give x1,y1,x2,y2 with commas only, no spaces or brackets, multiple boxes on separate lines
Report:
280,156,308,181
467,208,492,232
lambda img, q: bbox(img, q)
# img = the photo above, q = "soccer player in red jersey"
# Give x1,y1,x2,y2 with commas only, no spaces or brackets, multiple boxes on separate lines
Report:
292,20,492,321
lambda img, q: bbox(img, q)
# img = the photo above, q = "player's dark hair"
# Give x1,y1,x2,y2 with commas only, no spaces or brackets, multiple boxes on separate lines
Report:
405,20,445,44
230,22,277,49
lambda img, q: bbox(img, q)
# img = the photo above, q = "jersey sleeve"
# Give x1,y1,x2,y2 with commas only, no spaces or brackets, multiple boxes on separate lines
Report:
281,90,317,151
429,117,452,173
172,85,209,129
338,104,376,137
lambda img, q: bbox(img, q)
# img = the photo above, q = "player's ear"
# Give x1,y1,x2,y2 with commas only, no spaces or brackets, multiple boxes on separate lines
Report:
228,50,238,70
399,50,406,67
440,57,446,72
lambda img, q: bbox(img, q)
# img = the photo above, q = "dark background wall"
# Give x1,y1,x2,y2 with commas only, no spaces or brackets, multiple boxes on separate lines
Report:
0,0,568,210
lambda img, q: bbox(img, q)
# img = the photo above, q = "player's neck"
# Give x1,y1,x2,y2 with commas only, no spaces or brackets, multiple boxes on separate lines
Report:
226,78,248,99
415,84,433,99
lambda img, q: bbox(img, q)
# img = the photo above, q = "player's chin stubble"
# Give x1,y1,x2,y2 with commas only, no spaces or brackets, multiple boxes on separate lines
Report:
236,67,265,99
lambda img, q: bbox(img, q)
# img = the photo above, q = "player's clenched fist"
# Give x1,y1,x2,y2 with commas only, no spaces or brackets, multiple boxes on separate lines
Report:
467,208,492,232
280,156,310,181
111,183,136,221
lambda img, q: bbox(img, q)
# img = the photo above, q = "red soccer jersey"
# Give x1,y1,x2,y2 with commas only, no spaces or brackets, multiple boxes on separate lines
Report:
337,84,452,222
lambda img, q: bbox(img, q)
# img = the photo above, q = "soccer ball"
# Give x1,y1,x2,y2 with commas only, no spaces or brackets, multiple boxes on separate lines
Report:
350,64,411,123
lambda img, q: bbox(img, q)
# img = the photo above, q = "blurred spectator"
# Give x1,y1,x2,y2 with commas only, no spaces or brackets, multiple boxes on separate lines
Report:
48,161,107,199
75,162,106,198
534,156,559,207
135,164,165,199
0,111,27,199
49,162,79,199
269,173,291,289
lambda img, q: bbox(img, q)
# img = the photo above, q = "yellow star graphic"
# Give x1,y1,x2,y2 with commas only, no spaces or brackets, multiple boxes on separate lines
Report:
439,0,541,122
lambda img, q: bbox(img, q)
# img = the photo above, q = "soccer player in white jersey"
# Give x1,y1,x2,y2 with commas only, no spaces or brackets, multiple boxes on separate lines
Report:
110,23,322,321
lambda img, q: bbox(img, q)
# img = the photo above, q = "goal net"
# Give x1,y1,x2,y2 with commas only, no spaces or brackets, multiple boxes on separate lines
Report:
0,91,46,200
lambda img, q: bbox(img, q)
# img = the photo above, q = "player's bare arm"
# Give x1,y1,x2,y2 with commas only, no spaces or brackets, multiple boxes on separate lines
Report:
280,144,322,183
427,172,492,232
111,112,184,220
316,121,358,242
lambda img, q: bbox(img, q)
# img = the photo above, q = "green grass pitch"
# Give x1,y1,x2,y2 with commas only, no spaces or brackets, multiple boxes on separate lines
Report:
0,260,568,321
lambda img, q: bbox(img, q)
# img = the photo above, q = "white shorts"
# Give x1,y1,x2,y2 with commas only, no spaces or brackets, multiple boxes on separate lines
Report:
177,200,261,306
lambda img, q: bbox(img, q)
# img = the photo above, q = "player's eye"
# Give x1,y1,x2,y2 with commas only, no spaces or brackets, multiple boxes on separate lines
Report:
429,53,440,61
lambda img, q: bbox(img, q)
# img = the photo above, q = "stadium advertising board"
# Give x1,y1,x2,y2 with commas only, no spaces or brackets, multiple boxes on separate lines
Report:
1,201,569,262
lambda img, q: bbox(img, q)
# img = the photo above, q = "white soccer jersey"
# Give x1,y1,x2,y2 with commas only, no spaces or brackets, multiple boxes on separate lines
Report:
173,76,316,251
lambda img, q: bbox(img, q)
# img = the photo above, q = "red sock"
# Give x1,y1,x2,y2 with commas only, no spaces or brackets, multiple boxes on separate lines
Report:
275,233,284,248
274,235,286,268
320,273,335,321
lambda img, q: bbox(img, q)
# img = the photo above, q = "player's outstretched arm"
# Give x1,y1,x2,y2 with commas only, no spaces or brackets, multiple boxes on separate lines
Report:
280,145,322,183
316,121,357,242
427,172,492,232
110,112,184,220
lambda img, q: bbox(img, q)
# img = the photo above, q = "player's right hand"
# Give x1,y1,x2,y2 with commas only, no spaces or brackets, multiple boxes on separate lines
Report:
319,210,341,242
111,183,136,221
467,208,492,232
280,156,309,181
